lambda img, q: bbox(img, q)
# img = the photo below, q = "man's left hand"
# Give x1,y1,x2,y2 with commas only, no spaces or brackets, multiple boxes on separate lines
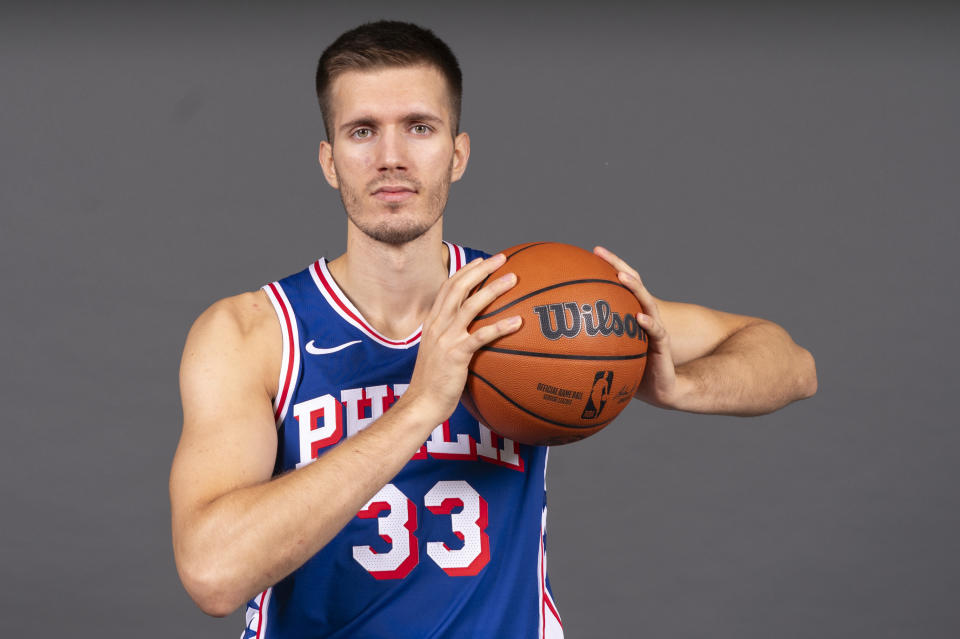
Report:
593,245,689,410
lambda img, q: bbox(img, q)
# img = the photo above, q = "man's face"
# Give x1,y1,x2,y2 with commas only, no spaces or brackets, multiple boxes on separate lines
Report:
318,64,469,245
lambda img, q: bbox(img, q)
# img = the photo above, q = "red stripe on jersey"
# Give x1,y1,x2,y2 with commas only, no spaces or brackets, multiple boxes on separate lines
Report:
539,512,561,634
540,525,546,638
255,589,267,638
312,262,422,346
545,594,562,627
267,282,296,422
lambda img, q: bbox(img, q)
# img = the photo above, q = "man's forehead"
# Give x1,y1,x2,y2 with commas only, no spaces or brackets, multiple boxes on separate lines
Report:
329,64,452,121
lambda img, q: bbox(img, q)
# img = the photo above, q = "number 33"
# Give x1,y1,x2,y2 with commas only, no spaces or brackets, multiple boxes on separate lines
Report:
353,480,491,579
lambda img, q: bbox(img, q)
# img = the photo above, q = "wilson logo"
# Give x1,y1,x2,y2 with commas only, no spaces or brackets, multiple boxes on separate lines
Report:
532,299,647,342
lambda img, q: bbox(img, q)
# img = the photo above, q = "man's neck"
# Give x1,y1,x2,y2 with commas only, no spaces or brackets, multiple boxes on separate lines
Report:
326,222,450,341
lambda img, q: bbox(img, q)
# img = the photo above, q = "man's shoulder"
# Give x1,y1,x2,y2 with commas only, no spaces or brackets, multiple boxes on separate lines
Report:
194,256,319,337
187,290,281,363
200,290,276,335
183,290,282,396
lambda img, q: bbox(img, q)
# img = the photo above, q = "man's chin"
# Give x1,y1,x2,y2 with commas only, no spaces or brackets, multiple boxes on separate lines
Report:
352,220,437,245
370,229,431,245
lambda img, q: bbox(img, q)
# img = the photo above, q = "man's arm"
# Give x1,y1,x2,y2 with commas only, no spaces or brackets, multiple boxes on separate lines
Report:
170,255,520,616
594,246,817,415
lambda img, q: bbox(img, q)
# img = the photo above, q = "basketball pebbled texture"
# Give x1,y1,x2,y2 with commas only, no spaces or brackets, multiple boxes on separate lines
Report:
463,242,647,446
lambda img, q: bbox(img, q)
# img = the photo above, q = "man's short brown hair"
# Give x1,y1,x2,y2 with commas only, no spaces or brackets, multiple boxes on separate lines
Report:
316,21,463,141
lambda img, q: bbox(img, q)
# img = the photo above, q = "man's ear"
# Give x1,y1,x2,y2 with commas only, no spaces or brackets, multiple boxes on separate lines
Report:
319,140,339,189
450,131,470,183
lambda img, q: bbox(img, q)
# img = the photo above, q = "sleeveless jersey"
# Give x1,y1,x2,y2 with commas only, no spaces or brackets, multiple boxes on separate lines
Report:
243,242,564,639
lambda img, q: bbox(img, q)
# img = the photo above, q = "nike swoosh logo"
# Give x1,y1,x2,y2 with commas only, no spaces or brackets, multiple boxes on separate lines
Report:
305,340,362,355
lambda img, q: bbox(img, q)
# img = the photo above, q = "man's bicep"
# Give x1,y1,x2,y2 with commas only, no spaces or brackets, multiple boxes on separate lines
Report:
657,299,762,365
171,299,280,524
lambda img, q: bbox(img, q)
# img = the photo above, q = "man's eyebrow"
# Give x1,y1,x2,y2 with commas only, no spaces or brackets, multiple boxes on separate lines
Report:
404,112,444,125
339,117,378,133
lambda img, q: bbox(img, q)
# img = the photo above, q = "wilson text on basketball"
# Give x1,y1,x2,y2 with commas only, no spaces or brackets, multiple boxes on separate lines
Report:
532,299,647,342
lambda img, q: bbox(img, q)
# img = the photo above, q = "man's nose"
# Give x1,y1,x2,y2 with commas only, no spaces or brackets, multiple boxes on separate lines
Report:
377,127,408,172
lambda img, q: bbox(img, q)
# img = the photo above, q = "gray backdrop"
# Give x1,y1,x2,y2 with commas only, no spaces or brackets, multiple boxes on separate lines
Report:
2,2,958,637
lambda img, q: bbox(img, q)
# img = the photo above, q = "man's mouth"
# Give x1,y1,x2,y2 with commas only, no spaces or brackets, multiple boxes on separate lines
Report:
373,185,417,203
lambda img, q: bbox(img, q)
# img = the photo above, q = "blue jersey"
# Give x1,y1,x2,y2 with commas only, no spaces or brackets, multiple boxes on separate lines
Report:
244,242,564,638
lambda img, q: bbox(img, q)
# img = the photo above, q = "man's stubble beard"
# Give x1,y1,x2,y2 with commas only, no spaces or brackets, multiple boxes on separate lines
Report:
339,168,452,246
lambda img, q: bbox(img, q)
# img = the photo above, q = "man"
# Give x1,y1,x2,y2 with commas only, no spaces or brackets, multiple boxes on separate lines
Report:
170,21,816,638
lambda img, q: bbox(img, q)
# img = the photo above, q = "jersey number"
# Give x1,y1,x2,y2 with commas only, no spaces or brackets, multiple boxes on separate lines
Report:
352,480,490,579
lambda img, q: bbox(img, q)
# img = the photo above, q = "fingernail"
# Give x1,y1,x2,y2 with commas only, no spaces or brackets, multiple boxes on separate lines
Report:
508,316,522,328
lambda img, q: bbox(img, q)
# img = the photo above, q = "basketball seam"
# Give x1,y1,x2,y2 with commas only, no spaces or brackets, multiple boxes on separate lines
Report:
468,393,498,437
468,370,616,430
476,278,631,320
474,242,550,294
478,347,647,361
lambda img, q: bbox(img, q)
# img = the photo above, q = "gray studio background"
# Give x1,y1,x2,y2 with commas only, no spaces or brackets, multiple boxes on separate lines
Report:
2,3,958,637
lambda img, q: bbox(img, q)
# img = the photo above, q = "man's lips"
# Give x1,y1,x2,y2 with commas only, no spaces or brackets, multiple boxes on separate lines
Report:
372,185,417,202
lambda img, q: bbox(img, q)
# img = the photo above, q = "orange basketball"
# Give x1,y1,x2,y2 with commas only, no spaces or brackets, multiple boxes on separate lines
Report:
463,242,647,446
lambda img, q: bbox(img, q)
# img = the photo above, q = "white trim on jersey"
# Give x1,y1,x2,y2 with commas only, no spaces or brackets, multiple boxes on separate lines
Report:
540,448,563,638
310,259,421,348
545,446,550,492
308,242,467,350
241,587,273,639
262,282,300,426
443,240,466,277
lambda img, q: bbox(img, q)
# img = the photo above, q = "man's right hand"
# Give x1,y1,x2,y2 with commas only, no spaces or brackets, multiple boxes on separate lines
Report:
403,253,522,428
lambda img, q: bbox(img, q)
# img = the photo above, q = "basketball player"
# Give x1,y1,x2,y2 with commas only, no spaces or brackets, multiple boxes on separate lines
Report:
170,21,817,638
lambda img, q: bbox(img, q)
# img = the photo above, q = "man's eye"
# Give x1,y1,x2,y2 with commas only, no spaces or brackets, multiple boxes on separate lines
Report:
352,128,372,139
411,124,431,135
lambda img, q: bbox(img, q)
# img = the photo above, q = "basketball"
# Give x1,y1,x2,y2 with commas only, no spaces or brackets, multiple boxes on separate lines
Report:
463,242,648,446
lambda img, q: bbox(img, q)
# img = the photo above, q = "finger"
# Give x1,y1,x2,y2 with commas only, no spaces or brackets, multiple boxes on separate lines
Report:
459,271,517,321
430,255,482,307
617,270,661,323
432,253,507,322
468,315,523,350
615,271,670,355
636,311,669,351
424,255,488,328
593,245,640,281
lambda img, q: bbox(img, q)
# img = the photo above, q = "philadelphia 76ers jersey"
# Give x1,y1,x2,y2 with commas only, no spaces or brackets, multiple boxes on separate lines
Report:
242,242,563,639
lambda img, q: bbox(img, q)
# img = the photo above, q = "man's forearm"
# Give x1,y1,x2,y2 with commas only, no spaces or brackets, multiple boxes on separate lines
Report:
671,321,817,416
